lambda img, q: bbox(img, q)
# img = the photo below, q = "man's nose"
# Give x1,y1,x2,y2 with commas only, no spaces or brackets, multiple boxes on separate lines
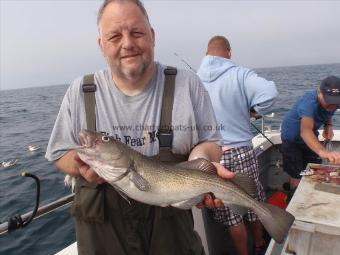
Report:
122,34,134,49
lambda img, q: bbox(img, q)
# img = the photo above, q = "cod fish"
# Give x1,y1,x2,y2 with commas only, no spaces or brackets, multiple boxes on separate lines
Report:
77,130,295,243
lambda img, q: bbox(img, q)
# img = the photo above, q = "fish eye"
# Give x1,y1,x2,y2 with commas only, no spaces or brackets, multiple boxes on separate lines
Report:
101,136,110,142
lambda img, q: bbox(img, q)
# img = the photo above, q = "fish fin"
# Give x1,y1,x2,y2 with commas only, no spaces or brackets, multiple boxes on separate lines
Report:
227,204,248,216
230,173,258,198
171,194,206,209
253,202,295,244
114,185,131,205
130,171,151,191
176,159,217,174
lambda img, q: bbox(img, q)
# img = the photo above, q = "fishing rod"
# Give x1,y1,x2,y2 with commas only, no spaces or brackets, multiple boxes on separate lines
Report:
173,52,280,148
250,117,319,183
174,53,281,148
174,52,282,150
173,52,307,175
173,53,278,149
173,52,196,72
0,172,74,235
251,121,282,153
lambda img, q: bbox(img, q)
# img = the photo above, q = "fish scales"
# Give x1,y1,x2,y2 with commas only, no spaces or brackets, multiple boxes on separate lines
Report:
137,162,254,207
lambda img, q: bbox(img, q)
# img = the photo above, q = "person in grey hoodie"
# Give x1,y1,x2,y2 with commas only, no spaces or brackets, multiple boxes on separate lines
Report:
197,35,278,255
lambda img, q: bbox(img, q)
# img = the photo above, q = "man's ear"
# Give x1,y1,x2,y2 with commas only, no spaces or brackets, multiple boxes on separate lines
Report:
151,27,155,46
317,89,322,101
227,49,232,59
98,37,103,52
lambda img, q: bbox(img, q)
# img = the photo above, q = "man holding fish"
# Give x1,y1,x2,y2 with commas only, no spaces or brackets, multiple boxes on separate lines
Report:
46,0,233,254
46,1,293,254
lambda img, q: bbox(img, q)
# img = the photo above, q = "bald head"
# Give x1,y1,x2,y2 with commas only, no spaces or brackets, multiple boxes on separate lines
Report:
97,0,150,26
206,35,231,59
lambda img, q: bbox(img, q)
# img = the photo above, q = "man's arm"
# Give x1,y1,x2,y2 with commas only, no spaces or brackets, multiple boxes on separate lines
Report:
54,150,79,176
189,142,235,208
54,150,104,184
244,70,278,114
188,142,235,179
301,116,340,163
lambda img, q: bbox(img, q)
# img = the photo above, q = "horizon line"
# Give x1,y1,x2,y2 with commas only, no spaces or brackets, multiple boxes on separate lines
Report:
1,61,339,92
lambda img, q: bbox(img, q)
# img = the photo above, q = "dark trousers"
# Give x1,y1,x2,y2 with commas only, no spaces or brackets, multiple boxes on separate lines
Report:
71,178,205,255
281,140,321,179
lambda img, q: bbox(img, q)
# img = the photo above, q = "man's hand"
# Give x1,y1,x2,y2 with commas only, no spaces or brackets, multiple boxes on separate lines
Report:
74,153,105,184
212,162,235,179
318,150,340,165
250,111,258,118
196,162,235,209
196,193,223,209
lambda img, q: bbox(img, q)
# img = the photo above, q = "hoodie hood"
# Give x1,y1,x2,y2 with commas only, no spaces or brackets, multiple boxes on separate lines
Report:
197,55,236,82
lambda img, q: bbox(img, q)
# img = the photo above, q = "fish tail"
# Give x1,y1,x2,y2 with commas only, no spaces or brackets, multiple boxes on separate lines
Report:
253,202,295,244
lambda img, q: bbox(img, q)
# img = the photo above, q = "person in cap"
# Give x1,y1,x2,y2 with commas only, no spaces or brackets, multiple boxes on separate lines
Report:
281,75,340,190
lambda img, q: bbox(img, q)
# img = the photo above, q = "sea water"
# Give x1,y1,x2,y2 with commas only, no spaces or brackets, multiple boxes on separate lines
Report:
0,63,339,255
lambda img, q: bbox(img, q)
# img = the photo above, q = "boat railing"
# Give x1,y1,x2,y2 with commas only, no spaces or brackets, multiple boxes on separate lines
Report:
255,109,340,136
251,112,276,134
0,193,74,235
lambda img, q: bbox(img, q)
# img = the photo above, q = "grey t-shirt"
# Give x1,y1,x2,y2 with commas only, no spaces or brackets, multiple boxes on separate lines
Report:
45,63,222,160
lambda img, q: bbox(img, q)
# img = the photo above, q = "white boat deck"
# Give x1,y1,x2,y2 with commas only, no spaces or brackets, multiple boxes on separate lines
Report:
266,176,340,255
288,177,340,233
265,131,340,255
56,243,77,255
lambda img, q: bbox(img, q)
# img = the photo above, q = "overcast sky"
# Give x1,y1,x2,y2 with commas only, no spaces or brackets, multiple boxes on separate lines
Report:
1,0,340,90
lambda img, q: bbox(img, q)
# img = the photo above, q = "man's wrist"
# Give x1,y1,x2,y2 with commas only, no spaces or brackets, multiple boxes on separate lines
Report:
190,156,209,161
316,148,327,156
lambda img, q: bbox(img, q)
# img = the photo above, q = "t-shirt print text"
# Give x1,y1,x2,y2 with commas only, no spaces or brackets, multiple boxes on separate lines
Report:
100,130,157,147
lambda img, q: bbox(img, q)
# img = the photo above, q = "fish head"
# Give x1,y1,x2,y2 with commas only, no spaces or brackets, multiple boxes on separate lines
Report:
76,130,130,174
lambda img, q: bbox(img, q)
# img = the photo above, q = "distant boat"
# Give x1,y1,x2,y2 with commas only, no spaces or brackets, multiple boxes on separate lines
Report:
28,145,40,152
1,159,18,168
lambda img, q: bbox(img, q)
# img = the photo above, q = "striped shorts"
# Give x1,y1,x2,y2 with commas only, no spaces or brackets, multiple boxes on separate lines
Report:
212,146,265,226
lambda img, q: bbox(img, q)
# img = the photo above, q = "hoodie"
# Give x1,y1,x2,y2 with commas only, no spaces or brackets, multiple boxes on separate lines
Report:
197,56,278,147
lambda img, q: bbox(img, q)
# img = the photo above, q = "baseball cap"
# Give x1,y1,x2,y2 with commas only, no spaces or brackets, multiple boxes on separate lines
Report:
320,76,340,104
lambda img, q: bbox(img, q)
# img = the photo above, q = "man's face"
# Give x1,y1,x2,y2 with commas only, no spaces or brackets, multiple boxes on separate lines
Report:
98,1,155,80
318,90,338,112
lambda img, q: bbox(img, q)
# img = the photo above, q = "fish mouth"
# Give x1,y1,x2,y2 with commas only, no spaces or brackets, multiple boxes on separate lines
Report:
78,130,97,148
75,130,100,159
74,130,98,165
